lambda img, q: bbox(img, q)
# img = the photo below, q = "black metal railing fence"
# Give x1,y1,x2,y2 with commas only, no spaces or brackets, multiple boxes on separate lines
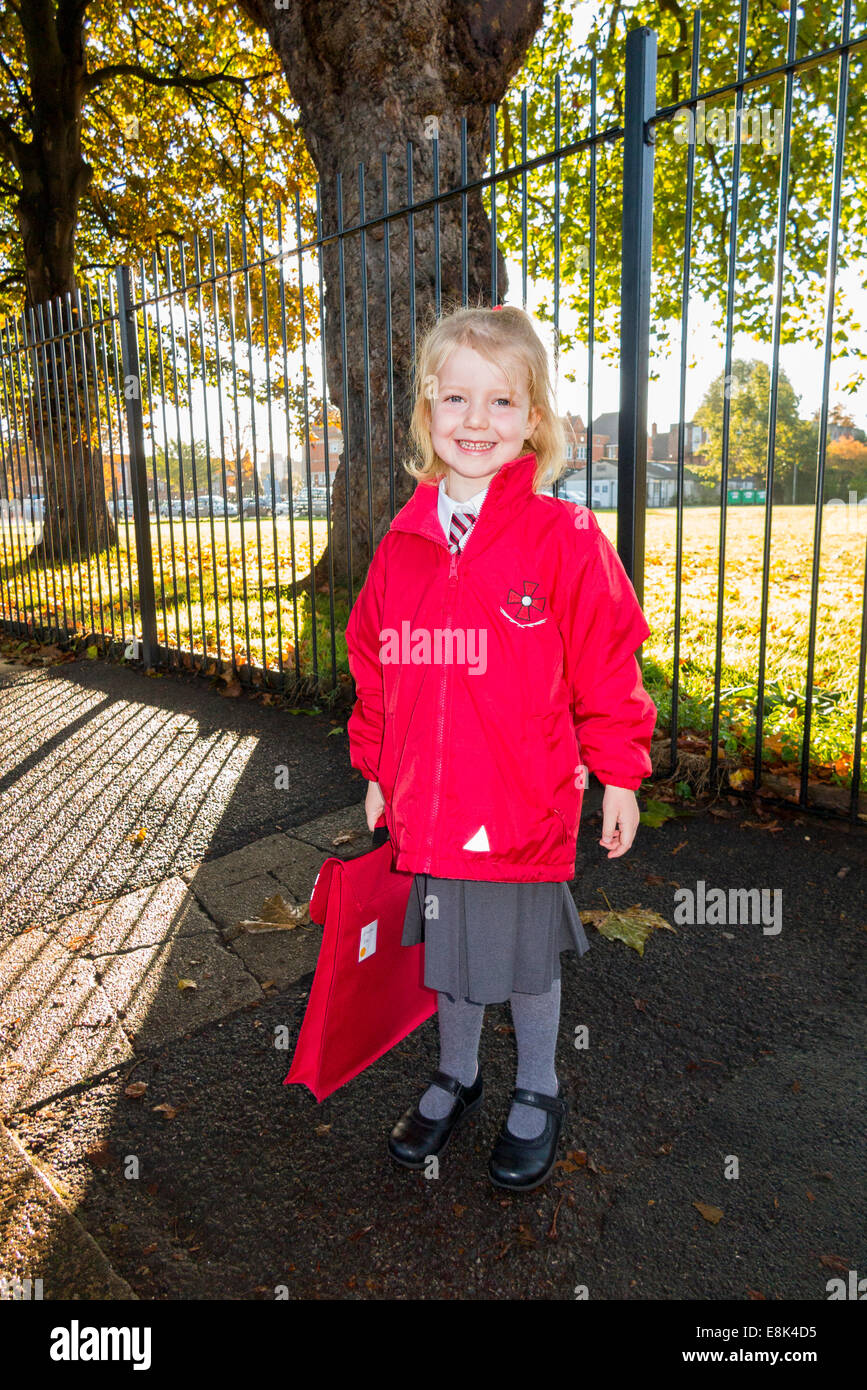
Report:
0,2,865,820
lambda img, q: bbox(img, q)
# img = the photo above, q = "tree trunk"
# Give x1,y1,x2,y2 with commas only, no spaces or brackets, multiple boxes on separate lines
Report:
12,299,118,578
237,0,543,589
4,0,117,569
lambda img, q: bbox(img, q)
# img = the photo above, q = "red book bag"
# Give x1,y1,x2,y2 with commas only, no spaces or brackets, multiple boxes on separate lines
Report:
284,821,437,1101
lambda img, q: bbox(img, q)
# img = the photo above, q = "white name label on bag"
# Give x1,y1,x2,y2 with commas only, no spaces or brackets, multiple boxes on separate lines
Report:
359,919,378,961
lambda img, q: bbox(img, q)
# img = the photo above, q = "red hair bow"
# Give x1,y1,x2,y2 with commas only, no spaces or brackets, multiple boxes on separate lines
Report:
491,304,503,311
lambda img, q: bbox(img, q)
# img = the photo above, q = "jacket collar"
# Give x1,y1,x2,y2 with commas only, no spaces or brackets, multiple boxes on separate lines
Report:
389,451,539,559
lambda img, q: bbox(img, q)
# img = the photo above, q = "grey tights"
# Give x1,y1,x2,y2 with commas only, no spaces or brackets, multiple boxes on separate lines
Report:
418,979,561,1139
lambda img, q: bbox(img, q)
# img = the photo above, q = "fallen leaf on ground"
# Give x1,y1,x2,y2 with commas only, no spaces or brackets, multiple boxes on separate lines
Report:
152,1103,178,1119
640,798,690,828
694,1201,724,1224
554,1150,587,1173
124,1082,148,1098
86,1141,115,1168
580,896,675,956
229,894,310,936
728,768,753,789
65,934,95,951
177,978,198,991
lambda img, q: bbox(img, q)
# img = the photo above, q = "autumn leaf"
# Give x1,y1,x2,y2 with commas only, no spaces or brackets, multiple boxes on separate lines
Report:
152,1103,178,1119
554,1150,587,1174
124,1081,148,1098
227,894,310,937
580,895,676,956
640,798,688,828
694,1201,724,1224
728,767,753,789
86,1140,115,1168
177,977,198,991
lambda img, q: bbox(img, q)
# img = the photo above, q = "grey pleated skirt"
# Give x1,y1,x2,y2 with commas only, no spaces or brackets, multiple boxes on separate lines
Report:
400,874,590,1005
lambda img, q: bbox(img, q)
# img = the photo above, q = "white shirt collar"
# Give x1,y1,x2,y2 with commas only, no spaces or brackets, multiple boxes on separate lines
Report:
437,475,490,548
437,474,490,517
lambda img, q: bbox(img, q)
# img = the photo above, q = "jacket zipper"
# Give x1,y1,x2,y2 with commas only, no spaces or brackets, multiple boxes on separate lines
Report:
420,483,495,870
424,542,459,870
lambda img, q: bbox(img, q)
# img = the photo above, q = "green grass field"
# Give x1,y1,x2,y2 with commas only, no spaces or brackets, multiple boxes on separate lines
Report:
1,505,864,790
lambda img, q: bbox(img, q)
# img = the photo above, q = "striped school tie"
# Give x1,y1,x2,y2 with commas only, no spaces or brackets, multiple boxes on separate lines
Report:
448,506,477,554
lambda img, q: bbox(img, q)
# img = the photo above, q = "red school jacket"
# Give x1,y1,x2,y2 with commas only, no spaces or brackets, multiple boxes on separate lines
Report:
344,451,658,883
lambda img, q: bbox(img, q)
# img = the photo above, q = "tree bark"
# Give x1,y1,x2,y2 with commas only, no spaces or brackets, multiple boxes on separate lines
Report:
237,0,544,591
2,1,117,567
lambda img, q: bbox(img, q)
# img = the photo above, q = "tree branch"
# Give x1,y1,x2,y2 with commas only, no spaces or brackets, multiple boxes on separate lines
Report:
0,112,29,170
83,58,275,96
0,50,33,121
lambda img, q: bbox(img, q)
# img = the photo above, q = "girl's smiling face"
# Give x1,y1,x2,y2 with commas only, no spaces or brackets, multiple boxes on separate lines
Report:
429,344,541,498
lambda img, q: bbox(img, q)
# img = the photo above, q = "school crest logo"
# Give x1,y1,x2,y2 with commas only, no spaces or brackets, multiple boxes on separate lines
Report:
500,579,547,627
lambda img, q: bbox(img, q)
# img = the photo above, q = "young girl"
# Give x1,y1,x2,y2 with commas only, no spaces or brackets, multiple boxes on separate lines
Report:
344,303,657,1192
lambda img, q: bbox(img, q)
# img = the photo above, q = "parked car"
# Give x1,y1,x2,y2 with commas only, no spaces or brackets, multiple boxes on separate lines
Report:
294,487,330,518
242,497,272,518
553,472,587,504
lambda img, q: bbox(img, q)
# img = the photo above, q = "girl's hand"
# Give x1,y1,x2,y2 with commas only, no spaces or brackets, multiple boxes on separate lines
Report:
364,779,386,832
599,785,640,858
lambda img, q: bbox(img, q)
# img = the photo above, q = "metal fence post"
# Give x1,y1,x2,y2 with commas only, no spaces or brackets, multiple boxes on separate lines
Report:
617,25,657,605
116,264,158,667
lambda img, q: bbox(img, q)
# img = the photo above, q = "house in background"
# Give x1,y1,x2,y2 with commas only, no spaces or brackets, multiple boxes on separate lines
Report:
551,412,710,506
561,411,608,466
295,423,343,490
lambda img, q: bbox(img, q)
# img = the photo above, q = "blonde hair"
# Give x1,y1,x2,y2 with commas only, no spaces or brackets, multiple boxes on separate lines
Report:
404,298,567,491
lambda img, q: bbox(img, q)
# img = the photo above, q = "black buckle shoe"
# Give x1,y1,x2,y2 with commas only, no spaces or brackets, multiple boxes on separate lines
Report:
388,1067,484,1169
487,1084,568,1192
